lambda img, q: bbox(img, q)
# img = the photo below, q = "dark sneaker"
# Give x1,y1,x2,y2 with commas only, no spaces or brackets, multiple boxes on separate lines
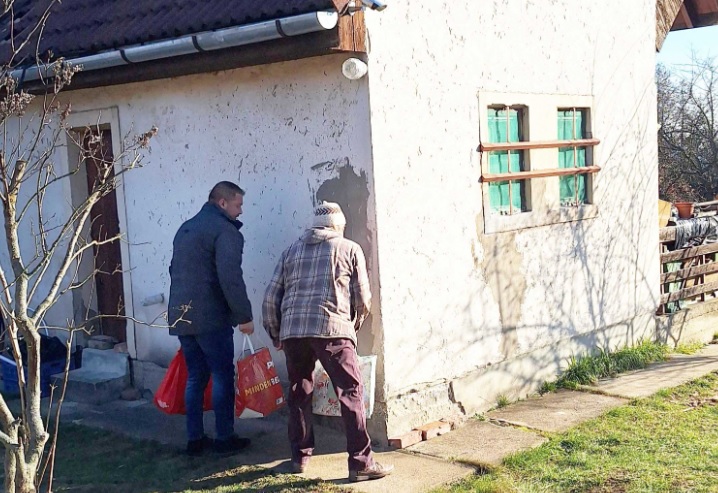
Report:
186,436,213,457
349,462,394,482
291,461,307,473
213,434,251,455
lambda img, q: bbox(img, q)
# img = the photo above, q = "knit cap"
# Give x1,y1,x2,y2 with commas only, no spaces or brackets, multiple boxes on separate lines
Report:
313,201,347,228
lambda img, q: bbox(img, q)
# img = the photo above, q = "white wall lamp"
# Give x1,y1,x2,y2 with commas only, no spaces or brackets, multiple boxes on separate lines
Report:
342,58,369,80
344,0,388,14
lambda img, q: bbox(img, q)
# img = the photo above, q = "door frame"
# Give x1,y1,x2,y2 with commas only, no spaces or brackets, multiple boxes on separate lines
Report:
62,107,137,358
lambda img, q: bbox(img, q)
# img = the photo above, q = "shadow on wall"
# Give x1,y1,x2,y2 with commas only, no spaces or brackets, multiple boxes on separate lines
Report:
314,164,372,262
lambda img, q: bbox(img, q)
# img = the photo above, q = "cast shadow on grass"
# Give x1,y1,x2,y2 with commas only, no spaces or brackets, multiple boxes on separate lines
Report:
7,424,349,493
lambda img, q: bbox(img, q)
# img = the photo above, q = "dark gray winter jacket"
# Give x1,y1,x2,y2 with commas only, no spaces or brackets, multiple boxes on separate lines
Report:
168,202,252,335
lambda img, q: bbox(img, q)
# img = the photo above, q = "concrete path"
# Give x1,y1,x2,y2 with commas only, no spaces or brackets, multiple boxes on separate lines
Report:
487,390,627,433
595,343,718,398
408,420,547,467
49,343,718,492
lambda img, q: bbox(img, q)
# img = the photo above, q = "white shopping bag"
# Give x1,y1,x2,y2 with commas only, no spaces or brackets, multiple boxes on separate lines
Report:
312,354,376,418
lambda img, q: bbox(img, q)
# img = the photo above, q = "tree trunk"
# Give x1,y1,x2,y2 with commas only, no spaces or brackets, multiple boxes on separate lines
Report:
4,446,39,493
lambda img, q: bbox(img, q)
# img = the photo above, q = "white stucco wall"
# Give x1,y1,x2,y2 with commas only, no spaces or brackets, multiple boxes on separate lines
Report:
9,54,378,378
363,1,660,435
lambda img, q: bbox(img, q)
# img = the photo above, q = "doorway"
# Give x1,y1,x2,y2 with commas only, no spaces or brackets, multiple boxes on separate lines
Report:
79,128,127,343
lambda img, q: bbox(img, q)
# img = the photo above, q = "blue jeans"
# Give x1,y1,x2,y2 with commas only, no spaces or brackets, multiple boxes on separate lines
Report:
178,329,235,441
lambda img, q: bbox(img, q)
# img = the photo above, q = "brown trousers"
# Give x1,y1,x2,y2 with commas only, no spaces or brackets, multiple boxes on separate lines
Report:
283,337,373,471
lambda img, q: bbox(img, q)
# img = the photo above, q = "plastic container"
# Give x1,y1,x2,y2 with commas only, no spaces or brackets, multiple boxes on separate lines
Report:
0,353,74,397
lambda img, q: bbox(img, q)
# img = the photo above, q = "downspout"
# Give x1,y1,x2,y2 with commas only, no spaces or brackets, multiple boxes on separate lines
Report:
11,10,339,82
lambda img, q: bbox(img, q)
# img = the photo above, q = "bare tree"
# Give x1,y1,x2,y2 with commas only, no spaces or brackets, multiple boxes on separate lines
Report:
0,3,157,491
658,57,718,202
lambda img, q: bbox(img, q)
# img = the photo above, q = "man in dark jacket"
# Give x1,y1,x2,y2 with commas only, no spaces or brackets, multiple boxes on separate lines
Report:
168,181,254,456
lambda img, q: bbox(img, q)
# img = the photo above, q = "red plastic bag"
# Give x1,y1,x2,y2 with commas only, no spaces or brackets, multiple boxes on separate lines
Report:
154,349,212,415
235,335,285,418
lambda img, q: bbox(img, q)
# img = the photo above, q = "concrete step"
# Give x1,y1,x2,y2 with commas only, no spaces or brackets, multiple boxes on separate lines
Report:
52,348,129,405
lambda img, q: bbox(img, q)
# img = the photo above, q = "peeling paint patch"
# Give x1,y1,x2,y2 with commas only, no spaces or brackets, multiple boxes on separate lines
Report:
314,163,371,265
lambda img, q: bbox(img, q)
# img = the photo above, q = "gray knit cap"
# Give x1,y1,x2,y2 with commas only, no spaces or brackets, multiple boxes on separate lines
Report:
312,201,347,228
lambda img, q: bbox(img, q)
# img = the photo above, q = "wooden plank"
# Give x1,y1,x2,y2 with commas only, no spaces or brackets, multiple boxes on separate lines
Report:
480,166,601,183
661,242,718,263
660,280,718,304
657,0,685,48
336,9,366,52
679,3,695,27
661,261,718,283
479,138,600,153
659,227,676,242
693,0,718,14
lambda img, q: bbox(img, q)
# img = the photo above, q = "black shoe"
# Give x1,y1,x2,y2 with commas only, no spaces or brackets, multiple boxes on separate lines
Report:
213,434,251,455
186,436,213,457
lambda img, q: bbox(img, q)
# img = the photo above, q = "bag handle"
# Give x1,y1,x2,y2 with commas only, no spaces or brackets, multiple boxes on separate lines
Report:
241,333,256,355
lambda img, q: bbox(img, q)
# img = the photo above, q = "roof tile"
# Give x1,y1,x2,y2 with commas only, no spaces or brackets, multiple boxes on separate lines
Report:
0,0,337,64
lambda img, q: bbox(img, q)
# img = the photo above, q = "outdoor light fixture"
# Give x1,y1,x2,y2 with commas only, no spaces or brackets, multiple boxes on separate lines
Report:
342,58,368,80
344,0,388,14
360,0,387,11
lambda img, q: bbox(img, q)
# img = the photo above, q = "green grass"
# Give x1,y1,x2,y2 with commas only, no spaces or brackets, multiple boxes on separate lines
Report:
675,341,706,355
496,395,511,409
543,340,671,391
435,372,718,493
1,424,349,493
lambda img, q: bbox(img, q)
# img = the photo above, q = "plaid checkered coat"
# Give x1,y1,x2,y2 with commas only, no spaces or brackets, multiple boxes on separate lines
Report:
262,228,371,344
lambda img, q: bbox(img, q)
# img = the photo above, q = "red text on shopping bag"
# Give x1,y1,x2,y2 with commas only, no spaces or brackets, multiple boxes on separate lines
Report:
154,349,212,415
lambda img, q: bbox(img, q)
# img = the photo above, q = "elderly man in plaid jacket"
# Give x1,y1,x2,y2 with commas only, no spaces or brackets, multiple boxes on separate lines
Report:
262,202,393,483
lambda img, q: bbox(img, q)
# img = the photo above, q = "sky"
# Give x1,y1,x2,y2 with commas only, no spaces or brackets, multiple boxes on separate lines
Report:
657,25,718,69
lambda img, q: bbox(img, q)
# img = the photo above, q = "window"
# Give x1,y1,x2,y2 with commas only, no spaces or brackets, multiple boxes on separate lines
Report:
478,93,600,233
558,108,591,206
487,106,528,215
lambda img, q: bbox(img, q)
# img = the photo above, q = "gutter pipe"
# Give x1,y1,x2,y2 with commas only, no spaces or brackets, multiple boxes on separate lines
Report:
12,10,339,82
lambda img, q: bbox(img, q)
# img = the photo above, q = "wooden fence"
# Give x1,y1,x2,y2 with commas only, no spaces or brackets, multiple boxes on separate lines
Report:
658,226,718,314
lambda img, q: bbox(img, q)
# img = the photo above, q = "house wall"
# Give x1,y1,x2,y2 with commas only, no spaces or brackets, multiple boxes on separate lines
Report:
363,0,660,437
8,54,379,382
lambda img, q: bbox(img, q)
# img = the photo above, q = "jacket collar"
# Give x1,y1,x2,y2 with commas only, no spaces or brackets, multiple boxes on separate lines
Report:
202,202,243,229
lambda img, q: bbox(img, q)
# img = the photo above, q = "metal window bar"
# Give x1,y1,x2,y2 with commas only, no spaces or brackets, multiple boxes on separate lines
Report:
505,106,513,215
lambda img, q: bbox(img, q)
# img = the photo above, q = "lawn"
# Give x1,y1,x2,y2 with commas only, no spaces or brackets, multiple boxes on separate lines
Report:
436,372,718,493
1,423,349,493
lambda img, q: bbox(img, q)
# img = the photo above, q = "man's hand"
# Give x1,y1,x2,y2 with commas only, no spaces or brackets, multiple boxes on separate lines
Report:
273,339,283,351
238,321,254,335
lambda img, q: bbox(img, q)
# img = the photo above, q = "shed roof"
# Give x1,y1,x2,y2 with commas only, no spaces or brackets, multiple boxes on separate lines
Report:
657,0,718,49
0,0,338,64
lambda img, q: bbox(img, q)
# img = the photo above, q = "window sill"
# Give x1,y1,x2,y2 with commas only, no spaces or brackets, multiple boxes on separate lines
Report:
483,204,599,234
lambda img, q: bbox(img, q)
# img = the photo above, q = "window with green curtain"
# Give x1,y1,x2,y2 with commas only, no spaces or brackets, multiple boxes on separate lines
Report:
558,108,588,206
488,107,526,214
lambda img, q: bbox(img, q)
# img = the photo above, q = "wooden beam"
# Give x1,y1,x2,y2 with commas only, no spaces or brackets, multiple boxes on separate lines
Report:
679,3,695,27
659,227,676,243
657,0,686,49
661,242,718,263
336,9,367,52
661,261,718,283
660,279,718,304
693,0,718,15
479,138,600,153
480,166,601,183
